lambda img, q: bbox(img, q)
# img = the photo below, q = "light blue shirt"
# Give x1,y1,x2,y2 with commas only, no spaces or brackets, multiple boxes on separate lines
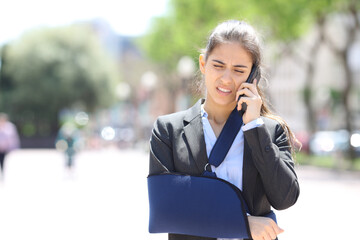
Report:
201,105,264,240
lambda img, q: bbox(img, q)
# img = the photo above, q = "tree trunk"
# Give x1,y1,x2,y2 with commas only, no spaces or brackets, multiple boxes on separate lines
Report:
302,16,326,134
342,3,359,162
326,3,359,162
340,50,356,160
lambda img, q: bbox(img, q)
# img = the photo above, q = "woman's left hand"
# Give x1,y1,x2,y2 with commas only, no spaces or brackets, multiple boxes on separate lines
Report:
247,215,284,240
235,78,262,124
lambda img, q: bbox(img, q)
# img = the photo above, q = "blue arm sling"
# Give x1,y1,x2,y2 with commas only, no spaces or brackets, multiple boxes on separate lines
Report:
148,108,277,238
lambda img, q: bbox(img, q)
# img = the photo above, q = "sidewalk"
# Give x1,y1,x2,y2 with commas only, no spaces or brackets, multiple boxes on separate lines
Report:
278,165,360,240
0,149,359,240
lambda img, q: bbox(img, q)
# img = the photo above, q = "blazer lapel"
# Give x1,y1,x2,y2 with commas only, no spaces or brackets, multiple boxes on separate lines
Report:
183,99,208,175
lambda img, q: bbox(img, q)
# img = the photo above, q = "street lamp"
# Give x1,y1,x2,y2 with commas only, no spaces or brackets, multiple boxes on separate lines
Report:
115,82,131,101
136,71,158,144
348,42,360,73
177,56,195,110
141,71,158,93
177,56,196,86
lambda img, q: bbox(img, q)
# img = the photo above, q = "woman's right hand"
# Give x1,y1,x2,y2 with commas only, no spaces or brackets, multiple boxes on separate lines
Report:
247,215,284,240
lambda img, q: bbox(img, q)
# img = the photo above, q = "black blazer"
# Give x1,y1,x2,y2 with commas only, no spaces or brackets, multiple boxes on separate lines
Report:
149,99,300,240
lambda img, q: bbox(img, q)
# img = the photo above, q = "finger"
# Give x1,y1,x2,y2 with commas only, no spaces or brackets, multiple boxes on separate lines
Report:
248,79,259,94
270,221,284,235
276,226,284,235
237,97,250,111
240,80,258,91
254,235,265,240
263,232,272,240
268,227,277,240
236,88,255,101
238,82,259,95
263,220,278,239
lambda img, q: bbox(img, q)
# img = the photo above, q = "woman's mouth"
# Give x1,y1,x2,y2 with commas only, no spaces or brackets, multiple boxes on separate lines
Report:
217,87,231,94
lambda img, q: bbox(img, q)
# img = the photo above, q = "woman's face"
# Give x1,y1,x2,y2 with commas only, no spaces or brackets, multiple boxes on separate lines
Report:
199,42,253,108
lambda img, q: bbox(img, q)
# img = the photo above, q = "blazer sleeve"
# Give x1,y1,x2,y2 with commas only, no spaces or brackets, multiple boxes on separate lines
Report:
149,117,175,175
244,120,300,210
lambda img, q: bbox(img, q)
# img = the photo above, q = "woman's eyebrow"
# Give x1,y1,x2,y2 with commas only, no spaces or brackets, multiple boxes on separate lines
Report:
212,59,225,65
234,64,248,68
212,59,248,68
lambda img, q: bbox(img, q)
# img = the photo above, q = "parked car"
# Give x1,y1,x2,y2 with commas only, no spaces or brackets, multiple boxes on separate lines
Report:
309,130,360,156
100,125,135,148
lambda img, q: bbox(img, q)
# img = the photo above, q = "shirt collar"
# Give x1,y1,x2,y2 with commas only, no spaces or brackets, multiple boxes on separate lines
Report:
200,104,208,118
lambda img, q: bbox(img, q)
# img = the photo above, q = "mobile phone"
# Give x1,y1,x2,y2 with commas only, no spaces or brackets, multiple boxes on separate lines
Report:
237,65,260,115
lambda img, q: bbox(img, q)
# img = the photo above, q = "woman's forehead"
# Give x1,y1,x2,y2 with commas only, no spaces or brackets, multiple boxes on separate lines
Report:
208,43,253,65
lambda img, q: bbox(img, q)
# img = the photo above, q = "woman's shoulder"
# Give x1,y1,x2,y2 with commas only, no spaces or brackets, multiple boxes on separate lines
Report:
157,109,188,123
260,116,286,134
154,100,202,130
150,111,187,143
153,111,190,142
261,116,280,126
155,110,188,131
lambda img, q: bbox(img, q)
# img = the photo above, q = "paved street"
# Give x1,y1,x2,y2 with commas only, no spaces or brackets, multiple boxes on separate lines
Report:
0,148,359,240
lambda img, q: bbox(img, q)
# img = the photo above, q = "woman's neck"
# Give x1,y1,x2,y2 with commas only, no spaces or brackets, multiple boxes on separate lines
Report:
203,99,235,125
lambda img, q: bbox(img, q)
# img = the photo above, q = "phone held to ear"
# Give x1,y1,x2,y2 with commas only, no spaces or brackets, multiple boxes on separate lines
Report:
237,65,260,116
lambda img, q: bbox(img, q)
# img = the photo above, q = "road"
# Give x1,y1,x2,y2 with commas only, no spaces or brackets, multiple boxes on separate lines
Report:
0,148,359,240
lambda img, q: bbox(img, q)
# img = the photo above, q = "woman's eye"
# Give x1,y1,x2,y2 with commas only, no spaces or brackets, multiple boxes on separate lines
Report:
213,65,223,68
235,70,244,73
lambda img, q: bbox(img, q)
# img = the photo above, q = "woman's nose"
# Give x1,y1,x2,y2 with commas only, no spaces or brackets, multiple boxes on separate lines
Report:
221,69,233,84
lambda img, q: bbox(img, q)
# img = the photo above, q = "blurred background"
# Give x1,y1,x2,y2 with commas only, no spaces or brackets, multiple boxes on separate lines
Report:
0,0,359,239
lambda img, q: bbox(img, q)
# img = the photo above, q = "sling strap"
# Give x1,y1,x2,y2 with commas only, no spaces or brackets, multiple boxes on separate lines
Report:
203,107,243,177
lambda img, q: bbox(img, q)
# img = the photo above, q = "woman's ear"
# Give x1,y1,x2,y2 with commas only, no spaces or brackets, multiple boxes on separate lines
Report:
199,54,206,74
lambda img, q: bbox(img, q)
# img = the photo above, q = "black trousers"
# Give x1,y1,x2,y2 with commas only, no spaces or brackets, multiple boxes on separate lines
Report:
169,234,215,240
0,152,6,173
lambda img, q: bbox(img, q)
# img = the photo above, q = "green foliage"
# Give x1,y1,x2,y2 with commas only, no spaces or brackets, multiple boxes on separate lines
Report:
297,152,360,171
140,0,252,69
0,24,120,136
302,86,312,102
140,0,354,69
296,152,338,168
329,88,342,110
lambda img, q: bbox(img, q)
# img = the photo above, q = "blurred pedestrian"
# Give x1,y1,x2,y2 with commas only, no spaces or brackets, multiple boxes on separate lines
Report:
0,113,20,178
149,20,300,240
55,122,80,171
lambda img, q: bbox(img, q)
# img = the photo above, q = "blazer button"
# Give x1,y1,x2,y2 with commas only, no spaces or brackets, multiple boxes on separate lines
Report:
265,145,271,152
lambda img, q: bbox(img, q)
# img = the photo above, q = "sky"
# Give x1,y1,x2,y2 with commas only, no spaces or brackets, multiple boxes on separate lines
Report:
0,0,169,45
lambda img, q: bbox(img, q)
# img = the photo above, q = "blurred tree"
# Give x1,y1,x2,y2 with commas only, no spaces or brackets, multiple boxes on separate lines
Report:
139,0,258,109
228,0,360,161
139,0,322,110
323,0,360,160
142,0,357,57
141,0,253,69
0,24,120,137
141,0,360,159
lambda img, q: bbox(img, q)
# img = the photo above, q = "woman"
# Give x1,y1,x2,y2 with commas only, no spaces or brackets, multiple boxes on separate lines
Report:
0,113,20,179
149,20,300,240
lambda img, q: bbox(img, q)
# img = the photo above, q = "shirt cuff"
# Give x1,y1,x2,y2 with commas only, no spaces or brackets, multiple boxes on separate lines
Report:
242,118,264,131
